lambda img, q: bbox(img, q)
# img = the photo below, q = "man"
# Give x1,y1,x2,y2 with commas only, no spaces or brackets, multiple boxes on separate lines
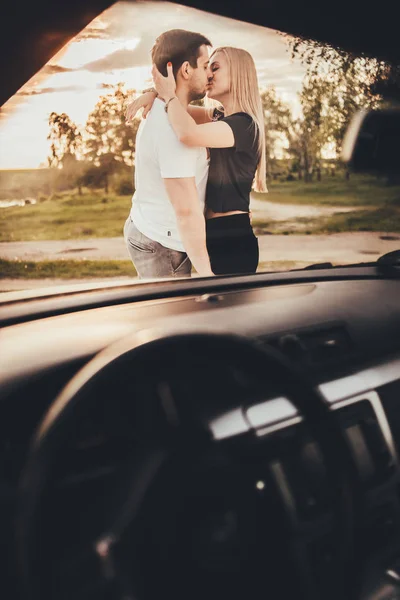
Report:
124,29,213,279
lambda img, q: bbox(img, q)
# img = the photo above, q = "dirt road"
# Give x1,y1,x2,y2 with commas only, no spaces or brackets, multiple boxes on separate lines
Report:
1,231,399,264
1,199,398,292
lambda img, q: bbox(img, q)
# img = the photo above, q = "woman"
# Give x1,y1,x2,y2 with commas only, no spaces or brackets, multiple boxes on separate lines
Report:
126,47,267,275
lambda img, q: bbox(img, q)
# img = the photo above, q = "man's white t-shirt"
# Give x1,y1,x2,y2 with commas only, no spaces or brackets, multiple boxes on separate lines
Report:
130,98,209,252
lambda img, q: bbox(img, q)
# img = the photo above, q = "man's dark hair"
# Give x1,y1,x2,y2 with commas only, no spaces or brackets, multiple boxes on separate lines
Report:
151,29,211,78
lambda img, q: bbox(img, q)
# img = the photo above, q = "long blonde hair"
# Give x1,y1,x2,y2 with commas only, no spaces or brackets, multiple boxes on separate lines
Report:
209,46,267,193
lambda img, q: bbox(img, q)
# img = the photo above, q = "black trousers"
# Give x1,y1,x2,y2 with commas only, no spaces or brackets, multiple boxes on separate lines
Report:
206,213,259,276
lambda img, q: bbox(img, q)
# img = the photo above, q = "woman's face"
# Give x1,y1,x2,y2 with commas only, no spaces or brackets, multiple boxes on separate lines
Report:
206,51,230,100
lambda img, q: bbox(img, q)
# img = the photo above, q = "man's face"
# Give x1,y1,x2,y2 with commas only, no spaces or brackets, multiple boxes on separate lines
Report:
188,44,212,102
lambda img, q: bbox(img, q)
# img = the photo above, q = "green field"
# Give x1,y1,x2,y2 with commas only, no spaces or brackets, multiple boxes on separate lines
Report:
0,258,309,279
255,174,400,207
252,206,400,235
0,258,136,279
0,174,399,242
0,192,131,242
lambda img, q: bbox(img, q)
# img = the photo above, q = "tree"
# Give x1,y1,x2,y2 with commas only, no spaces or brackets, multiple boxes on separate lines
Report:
84,83,140,192
282,35,392,146
297,76,342,181
47,112,83,166
286,119,306,180
47,112,84,194
282,33,397,99
260,88,293,178
281,35,390,179
47,86,141,195
85,83,140,189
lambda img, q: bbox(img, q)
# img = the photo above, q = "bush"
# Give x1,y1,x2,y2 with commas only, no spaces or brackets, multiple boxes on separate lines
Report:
114,174,134,195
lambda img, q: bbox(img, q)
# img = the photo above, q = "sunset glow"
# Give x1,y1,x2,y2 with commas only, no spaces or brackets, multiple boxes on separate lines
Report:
0,0,305,169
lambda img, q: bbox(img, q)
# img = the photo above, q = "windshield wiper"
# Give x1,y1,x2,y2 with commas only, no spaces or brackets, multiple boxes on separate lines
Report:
292,250,400,273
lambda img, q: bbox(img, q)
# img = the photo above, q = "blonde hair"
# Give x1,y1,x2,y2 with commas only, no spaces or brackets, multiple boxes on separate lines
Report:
209,47,267,193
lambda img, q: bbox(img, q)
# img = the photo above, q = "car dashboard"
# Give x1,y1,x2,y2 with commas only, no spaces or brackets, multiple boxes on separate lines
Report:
1,272,400,600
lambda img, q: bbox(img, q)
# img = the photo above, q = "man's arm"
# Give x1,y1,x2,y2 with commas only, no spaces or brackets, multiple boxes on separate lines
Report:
163,177,213,277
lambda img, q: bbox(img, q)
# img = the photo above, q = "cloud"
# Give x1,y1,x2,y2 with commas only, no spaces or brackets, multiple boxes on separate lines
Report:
77,25,111,41
16,85,86,96
0,1,308,169
41,64,74,75
257,63,303,85
40,2,304,84
74,1,303,83
73,4,140,41
0,107,13,122
82,45,151,72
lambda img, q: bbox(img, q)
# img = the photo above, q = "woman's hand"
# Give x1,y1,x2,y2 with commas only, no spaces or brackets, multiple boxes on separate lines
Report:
151,62,176,102
125,91,156,123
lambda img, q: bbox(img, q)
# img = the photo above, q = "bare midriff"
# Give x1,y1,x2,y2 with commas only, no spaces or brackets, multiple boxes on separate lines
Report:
205,208,248,219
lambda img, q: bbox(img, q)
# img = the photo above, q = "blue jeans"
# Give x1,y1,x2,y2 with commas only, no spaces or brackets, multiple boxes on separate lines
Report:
124,216,192,279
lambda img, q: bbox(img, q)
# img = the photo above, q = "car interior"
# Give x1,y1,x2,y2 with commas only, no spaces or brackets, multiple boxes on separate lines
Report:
1,1,400,600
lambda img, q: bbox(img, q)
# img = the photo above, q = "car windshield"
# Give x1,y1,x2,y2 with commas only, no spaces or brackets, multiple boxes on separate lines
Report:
1,0,399,293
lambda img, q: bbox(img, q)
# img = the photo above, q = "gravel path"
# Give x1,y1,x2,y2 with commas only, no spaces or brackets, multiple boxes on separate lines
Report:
1,231,399,292
249,197,360,221
0,232,398,265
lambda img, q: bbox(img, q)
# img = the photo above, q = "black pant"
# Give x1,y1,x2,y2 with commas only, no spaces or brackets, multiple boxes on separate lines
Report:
206,213,259,276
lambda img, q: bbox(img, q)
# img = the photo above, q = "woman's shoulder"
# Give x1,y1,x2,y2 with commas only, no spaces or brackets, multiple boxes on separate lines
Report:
212,108,254,124
226,112,254,122
222,113,259,155
224,113,257,135
223,113,256,134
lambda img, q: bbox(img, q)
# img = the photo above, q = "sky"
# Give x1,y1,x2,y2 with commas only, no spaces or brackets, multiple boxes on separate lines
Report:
0,0,306,170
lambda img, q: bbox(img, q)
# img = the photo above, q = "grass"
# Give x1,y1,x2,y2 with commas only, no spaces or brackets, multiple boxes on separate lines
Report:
306,207,400,234
0,191,131,242
253,206,400,235
0,257,316,280
0,174,400,243
257,260,311,271
0,258,136,279
254,174,400,207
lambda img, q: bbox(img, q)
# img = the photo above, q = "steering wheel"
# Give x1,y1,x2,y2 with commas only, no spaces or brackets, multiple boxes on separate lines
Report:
16,331,358,600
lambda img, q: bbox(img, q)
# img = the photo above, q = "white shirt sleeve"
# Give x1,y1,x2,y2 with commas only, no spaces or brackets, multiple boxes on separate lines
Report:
156,113,198,179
